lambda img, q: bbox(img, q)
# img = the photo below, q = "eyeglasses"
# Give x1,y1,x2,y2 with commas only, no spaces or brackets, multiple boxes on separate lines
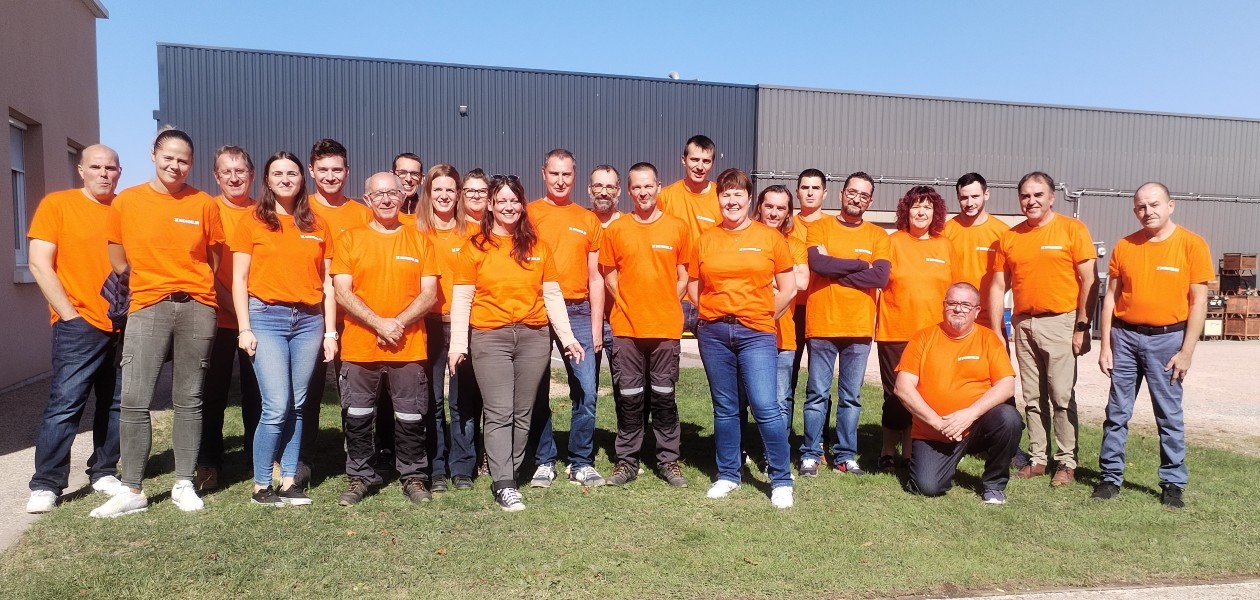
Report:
366,189,404,202
393,169,422,180
491,174,520,183
943,300,979,311
589,184,618,194
217,168,251,178
463,188,489,197
843,189,872,203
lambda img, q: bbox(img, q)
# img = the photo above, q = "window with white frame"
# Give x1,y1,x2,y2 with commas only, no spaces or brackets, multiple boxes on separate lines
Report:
10,119,29,267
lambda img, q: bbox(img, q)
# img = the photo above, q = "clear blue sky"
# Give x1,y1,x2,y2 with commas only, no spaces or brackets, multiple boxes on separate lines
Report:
98,0,1260,188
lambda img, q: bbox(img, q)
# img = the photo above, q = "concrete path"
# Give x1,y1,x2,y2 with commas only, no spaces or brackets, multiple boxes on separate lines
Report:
955,580,1260,599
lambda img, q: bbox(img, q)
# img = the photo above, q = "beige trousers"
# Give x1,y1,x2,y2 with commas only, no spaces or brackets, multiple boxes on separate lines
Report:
1011,310,1079,469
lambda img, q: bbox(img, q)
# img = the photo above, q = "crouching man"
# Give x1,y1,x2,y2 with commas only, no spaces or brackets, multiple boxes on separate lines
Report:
895,282,1023,504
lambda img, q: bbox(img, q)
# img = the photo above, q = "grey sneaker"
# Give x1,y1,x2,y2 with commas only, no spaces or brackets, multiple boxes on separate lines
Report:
799,458,820,478
530,464,556,488
606,461,638,486
568,465,605,487
982,489,1007,505
658,462,689,488
835,459,866,475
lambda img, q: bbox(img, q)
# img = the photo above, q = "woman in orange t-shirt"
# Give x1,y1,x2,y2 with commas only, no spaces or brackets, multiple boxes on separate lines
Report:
231,151,337,507
689,169,797,509
446,174,582,512
875,186,951,471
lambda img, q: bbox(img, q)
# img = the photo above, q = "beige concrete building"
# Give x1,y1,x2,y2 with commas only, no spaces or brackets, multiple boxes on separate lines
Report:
0,0,108,391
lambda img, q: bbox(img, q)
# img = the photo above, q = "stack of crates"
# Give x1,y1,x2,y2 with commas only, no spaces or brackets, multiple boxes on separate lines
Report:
1221,253,1260,340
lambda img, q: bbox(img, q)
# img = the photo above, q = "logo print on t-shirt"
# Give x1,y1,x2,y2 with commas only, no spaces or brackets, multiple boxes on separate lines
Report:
1040,245,1064,251
1156,266,1180,272
173,218,201,225
651,244,674,251
926,257,946,264
957,355,980,362
396,256,419,263
568,226,588,236
300,235,324,242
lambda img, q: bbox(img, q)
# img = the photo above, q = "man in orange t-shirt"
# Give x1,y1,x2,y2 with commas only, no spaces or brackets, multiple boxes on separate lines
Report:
943,172,1009,331
1093,182,1210,509
25,145,127,513
800,171,890,477
331,172,439,505
990,171,1099,487
391,152,424,215
598,162,691,487
197,146,264,491
658,135,719,334
895,283,1021,504
526,149,607,487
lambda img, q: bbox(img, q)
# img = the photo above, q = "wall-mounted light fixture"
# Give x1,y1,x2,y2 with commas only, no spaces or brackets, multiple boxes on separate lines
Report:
458,104,469,117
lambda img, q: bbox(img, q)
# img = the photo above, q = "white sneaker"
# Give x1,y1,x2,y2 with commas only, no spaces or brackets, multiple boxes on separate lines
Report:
706,479,739,499
89,488,148,518
771,486,794,509
26,490,57,514
170,479,205,512
91,475,125,496
530,464,557,488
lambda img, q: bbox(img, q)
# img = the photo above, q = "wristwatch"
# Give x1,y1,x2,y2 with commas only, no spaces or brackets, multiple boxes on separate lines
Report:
324,331,339,340
1074,321,1091,332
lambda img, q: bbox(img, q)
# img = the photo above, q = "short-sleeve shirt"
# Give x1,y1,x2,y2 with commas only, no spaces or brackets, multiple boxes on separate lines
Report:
897,323,1015,443
790,215,820,307
230,214,332,306
658,180,720,248
309,195,371,244
599,214,690,339
875,232,952,342
943,215,1009,327
213,196,255,329
528,199,603,300
27,189,114,331
425,222,480,315
804,217,891,338
331,225,440,362
689,221,794,334
105,183,225,313
454,234,558,329
993,213,1095,316
1108,225,1212,327
775,236,810,350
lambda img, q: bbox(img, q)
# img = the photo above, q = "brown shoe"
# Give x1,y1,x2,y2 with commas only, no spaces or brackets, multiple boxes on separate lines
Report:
194,465,219,492
1051,467,1075,487
1012,463,1047,479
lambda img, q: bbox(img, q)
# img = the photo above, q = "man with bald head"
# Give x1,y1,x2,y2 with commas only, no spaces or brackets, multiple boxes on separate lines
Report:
1093,182,1210,509
331,172,439,505
26,145,127,513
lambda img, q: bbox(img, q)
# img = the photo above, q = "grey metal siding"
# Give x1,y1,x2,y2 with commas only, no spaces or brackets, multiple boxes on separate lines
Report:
157,44,757,210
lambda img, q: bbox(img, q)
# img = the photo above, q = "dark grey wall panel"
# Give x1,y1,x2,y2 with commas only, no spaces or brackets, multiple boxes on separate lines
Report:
158,44,756,210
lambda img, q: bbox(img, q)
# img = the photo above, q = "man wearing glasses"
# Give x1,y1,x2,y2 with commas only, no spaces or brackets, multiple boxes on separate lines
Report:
989,172,1098,488
588,166,623,399
894,282,1022,504
801,172,890,476
392,153,424,215
526,149,607,487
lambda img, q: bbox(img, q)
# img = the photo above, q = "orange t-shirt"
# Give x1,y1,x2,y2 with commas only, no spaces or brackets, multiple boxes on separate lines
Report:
27,189,115,331
1109,225,1212,327
804,217,890,338
454,234,559,329
994,213,1095,316
599,214,690,339
309,195,371,244
790,214,822,306
105,183,224,312
875,232,953,342
230,214,332,306
213,196,255,329
943,214,1008,327
426,222,480,315
528,199,602,300
331,225,440,362
658,180,720,248
689,221,793,334
897,323,1015,443
775,236,809,350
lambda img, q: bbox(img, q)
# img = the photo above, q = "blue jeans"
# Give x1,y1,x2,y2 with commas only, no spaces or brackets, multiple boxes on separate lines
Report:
1099,326,1188,488
425,315,482,479
30,318,121,494
596,319,621,400
531,300,599,468
775,349,794,428
696,320,792,489
248,297,324,486
803,337,872,463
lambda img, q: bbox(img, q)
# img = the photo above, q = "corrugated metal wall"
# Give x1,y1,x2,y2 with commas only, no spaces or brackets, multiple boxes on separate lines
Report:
157,45,757,209
756,85,1260,258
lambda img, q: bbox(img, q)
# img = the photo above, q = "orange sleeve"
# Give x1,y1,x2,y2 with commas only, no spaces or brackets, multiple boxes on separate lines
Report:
420,234,439,278
453,239,479,285
330,229,353,276
105,200,123,245
1188,233,1213,283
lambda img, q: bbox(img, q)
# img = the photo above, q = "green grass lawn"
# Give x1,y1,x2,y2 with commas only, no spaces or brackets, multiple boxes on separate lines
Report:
3,368,1259,599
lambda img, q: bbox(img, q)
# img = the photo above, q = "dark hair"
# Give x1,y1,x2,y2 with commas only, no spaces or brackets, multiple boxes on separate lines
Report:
472,175,539,266
1018,171,1055,195
256,151,316,233
153,127,194,154
715,168,753,196
417,164,466,236
797,168,827,188
956,172,987,192
592,164,621,182
754,185,796,235
392,152,423,172
842,171,875,193
543,148,576,167
309,138,347,167
464,168,489,187
626,162,656,179
683,135,715,155
894,185,947,237
214,145,253,172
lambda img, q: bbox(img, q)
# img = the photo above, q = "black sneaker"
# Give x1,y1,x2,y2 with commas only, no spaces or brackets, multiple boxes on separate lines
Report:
877,455,897,473
452,475,474,490
251,487,284,507
606,461,638,486
494,487,525,512
402,478,431,503
339,478,370,506
430,477,449,493
1092,482,1121,501
278,485,313,506
1160,485,1185,509
658,462,689,488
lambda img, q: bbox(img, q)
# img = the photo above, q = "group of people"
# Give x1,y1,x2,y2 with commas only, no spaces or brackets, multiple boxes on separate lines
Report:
24,131,1208,516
